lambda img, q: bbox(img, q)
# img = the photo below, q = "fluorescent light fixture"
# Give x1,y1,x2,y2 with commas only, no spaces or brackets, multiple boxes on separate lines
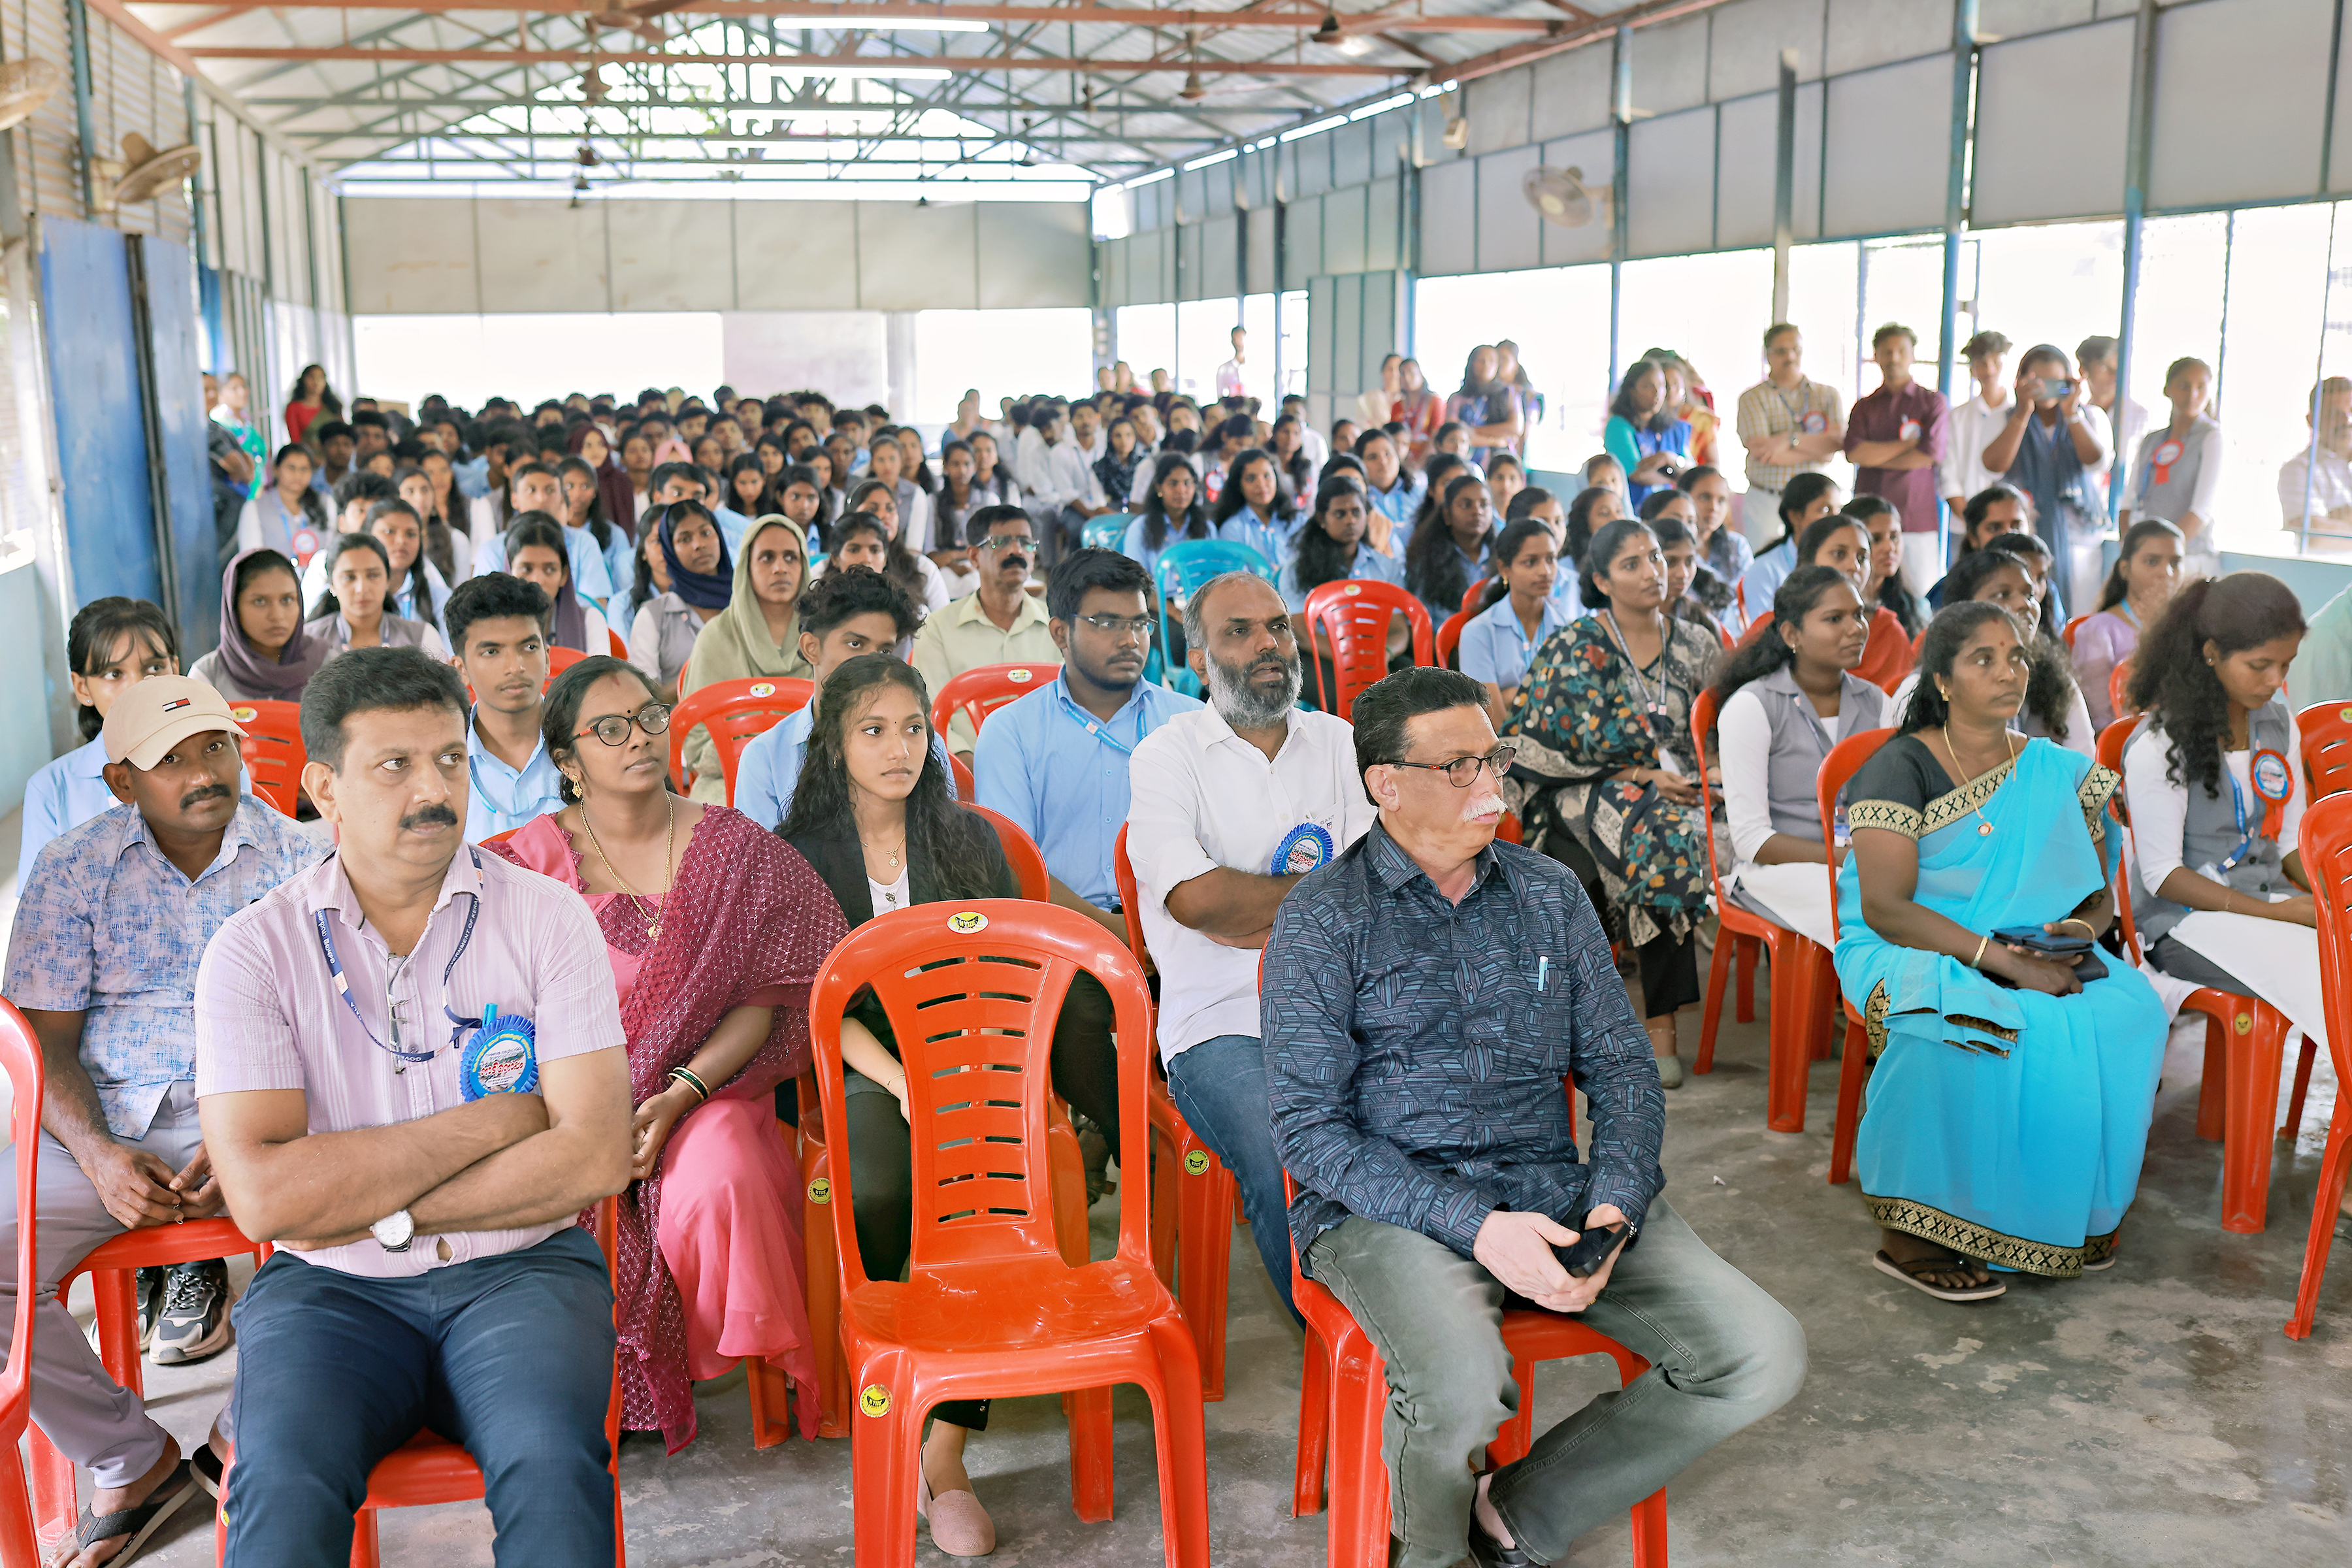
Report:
1183,148,1237,171
764,63,951,80
1418,82,1456,99
1279,114,1346,143
1126,167,1173,188
847,16,992,31
1350,91,1413,122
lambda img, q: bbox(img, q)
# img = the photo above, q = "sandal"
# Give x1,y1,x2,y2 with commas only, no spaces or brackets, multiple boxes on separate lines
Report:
66,1458,199,1567
190,1445,225,1499
1873,1249,2006,1301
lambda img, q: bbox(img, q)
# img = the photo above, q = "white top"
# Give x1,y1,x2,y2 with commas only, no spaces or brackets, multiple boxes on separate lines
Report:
1017,433,1105,512
2279,444,2352,529
2124,713,2306,890
812,555,951,615
1941,391,2014,504
1717,683,1854,864
868,867,913,915
1886,668,2096,760
1126,705,1376,1060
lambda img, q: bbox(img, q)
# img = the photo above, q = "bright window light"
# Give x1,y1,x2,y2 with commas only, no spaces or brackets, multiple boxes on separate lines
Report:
1350,92,1413,122
1279,115,1347,144
1126,168,1173,188
1183,148,1237,171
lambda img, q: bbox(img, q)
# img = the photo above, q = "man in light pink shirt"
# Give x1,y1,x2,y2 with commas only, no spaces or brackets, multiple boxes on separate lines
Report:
195,647,630,1566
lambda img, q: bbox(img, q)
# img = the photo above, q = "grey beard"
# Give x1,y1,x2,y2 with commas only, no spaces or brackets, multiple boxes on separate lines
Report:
1206,651,1302,728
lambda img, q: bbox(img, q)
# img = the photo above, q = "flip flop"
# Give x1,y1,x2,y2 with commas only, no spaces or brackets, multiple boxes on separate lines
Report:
1873,1249,2006,1301
66,1458,199,1567
189,1445,225,1499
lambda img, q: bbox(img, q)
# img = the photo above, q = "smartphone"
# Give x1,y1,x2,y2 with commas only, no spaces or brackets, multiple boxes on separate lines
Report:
2037,378,2076,400
1552,1216,1628,1278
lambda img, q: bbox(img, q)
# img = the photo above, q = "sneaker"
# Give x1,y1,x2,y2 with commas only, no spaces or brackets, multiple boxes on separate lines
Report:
136,1266,165,1349
149,1260,233,1366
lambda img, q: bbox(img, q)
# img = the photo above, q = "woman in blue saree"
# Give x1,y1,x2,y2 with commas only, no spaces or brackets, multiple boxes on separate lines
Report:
1838,601,2168,1301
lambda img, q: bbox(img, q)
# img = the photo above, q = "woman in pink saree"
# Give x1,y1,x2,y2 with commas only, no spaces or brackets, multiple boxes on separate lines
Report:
487,654,846,1449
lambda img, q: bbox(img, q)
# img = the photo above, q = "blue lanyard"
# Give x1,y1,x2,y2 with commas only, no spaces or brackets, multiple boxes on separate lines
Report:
2218,766,2262,873
1056,685,1145,757
315,849,485,1064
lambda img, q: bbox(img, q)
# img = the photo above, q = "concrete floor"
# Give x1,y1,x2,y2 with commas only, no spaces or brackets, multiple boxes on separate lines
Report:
78,987,2352,1567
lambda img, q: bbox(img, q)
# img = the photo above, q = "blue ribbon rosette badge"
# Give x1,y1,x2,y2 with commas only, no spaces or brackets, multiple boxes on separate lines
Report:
459,1004,540,1101
1272,823,1336,877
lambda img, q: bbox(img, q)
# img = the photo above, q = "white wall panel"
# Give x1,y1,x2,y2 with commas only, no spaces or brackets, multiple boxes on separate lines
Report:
1627,106,1717,258
977,202,1090,308
1367,176,1401,274
1323,185,1369,277
736,202,858,309
607,200,732,310
1972,18,2130,224
1823,52,1951,237
1634,13,1713,116
1418,158,1478,278
1177,168,1208,220
1714,91,1777,250
2149,0,2330,209
343,198,478,314
2335,5,2352,195
864,203,977,309
1198,214,1242,299
1977,0,2097,39
1825,0,1955,74
1708,0,1825,100
1333,120,1375,189
1246,206,1279,295
1289,194,1326,283
1530,45,1616,142
1469,67,1534,157
1293,133,1333,199
1477,146,1543,274
1540,131,1617,267
1178,220,1209,301
476,199,606,312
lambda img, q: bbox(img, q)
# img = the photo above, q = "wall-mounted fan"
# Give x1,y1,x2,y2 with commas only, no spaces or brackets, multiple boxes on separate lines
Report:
1522,164,1607,228
0,58,61,133
94,133,203,210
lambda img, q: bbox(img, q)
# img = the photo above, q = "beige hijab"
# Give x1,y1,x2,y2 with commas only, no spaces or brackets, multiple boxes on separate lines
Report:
679,514,814,800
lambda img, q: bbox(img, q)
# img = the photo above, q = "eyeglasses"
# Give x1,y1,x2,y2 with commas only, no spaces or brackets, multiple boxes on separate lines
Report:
1385,744,1518,787
576,702,672,747
979,536,1037,554
1075,612,1156,640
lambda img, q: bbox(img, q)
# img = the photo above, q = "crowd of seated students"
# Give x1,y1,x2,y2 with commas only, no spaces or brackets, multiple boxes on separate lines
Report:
20,364,2352,1567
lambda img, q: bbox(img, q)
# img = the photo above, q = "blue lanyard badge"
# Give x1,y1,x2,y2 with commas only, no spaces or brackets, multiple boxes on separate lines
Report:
459,1004,540,1100
1058,687,1143,757
2217,769,2262,874
316,848,499,1068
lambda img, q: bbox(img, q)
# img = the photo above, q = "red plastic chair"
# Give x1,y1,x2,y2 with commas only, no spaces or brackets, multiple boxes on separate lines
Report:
806,901,1211,1566
212,1198,627,1568
1283,1170,1667,1567
965,803,1050,900
607,629,629,660
2097,716,2298,1232
227,699,304,818
1688,687,1832,1132
1460,578,1492,617
1436,608,1473,672
930,661,1059,743
545,644,591,684
2109,657,2134,722
666,675,814,800
2285,789,2352,1338
2299,700,2352,801
2061,612,2091,651
1301,580,1435,721
0,1004,47,1565
949,751,976,798
29,1216,269,1554
1113,825,1237,1401
1818,727,1894,1186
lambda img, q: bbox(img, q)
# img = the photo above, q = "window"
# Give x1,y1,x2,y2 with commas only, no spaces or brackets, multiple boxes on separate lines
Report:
1620,249,1775,474
1114,304,1176,393
1174,298,1242,402
1414,266,1610,472
351,312,725,413
911,309,1094,426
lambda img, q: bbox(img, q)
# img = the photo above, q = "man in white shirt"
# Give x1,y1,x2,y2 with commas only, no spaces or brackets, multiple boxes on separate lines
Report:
1128,572,1376,1318
1019,402,1111,566
2279,376,2352,541
1733,323,1846,540
1214,325,1253,403
1940,330,2014,530
2078,334,2149,514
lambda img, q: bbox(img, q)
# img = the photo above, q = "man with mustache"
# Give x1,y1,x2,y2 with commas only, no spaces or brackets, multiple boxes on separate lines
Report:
909,504,1059,764
1264,668,1806,1568
194,647,632,1565
1127,572,1377,1318
2,676,325,1566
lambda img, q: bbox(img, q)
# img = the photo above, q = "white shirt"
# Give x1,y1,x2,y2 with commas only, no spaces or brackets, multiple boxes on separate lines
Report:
2124,713,2306,890
1215,357,1250,401
2278,444,2352,530
1940,390,2015,505
1019,433,1103,512
1126,705,1375,1060
868,867,913,915
1717,685,1852,865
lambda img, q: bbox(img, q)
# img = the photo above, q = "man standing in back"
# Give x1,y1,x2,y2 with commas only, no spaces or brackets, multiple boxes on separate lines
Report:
1734,323,1845,546
1843,323,1950,593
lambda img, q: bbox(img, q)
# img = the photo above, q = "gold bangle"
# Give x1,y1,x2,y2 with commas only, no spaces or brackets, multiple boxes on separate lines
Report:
2060,917,2096,937
668,1066,711,1103
1971,934,1991,969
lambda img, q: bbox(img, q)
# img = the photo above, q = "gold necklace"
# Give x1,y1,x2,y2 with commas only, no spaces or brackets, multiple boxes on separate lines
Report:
860,828,907,873
581,792,675,939
1942,722,2016,838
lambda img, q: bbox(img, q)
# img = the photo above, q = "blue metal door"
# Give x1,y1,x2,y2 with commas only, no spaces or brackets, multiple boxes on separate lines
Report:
40,215,161,608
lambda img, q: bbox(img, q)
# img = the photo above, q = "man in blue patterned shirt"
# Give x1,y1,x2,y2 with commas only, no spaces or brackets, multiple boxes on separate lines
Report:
2,676,326,1563
1265,668,1805,1568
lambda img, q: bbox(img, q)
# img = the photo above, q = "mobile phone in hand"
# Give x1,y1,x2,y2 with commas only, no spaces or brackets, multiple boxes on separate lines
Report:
1552,1215,1629,1278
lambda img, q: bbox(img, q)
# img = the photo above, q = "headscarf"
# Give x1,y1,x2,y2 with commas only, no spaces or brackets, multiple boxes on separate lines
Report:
214,547,332,698
655,503,734,612
687,515,811,686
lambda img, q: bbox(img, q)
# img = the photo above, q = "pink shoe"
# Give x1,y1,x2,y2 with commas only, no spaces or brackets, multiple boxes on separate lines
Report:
917,1472,997,1557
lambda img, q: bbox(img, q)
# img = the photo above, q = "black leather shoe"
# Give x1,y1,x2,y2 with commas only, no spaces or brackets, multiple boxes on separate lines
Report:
1467,1512,1544,1568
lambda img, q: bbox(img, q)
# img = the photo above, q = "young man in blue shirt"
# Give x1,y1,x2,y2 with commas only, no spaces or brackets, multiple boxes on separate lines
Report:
445,573,566,843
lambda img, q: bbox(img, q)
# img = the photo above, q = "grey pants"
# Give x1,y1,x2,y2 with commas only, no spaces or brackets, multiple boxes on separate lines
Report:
0,1081,205,1489
1304,1197,1806,1568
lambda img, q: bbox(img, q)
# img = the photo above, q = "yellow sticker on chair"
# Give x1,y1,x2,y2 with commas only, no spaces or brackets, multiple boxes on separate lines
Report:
1342,583,1362,596
749,681,776,698
860,1384,892,1416
808,1176,832,1205
230,706,257,723
1184,1150,1210,1176
947,910,989,934
2235,1013,2253,1035
1009,668,1035,683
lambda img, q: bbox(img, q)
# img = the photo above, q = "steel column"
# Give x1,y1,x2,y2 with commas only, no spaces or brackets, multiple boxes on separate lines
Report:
2113,0,2159,521
1771,48,1795,327
1936,0,1978,406
65,0,98,217
1609,24,1629,395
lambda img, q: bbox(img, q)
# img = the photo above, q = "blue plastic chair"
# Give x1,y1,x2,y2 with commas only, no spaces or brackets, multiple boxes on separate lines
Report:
1154,540,1277,697
1083,514,1134,552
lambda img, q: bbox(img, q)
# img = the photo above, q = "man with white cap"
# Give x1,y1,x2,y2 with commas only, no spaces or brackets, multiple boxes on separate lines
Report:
1,674,325,1568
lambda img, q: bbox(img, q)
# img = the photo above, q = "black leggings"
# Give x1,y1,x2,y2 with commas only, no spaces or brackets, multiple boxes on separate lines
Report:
843,970,1121,1432
1635,928,1701,1021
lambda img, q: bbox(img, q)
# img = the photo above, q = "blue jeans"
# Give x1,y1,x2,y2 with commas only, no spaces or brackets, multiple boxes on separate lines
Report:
223,1227,616,1567
1162,1033,1299,1322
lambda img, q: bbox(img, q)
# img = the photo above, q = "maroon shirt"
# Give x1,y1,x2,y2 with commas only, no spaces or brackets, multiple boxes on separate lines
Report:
1843,380,1949,534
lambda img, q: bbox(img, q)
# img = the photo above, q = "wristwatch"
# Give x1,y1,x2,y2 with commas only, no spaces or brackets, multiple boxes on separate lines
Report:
371,1209,415,1253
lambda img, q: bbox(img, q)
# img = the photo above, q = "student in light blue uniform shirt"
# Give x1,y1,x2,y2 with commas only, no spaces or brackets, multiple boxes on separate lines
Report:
1210,449,1299,571
20,598,185,870
1505,484,1584,619
1277,476,1407,612
444,574,570,843
1354,429,1424,544
730,564,952,828
472,464,616,608
1458,517,1572,723
975,550,1201,913
1120,452,1215,579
